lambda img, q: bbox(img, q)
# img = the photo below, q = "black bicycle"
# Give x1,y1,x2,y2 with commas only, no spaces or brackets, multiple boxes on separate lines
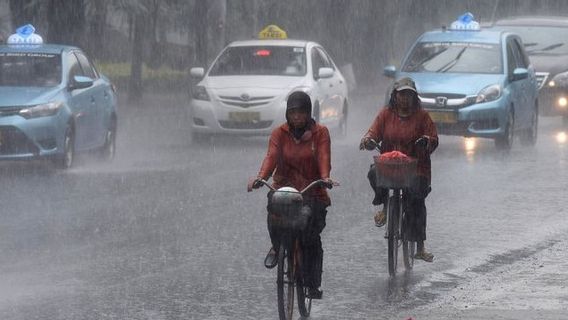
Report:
249,178,334,320
367,139,419,276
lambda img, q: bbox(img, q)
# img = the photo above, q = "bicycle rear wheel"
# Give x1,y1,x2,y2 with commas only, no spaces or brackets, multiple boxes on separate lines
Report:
387,195,400,276
277,244,294,320
296,243,312,317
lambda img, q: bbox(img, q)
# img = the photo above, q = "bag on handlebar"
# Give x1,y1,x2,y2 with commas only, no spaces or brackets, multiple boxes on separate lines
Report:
373,151,417,188
268,188,310,231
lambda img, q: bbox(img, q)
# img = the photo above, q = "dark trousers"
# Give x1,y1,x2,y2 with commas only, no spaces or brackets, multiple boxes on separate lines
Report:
267,195,327,289
367,164,430,241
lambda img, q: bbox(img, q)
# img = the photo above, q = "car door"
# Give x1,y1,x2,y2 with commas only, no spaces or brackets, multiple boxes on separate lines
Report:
75,50,108,147
65,52,95,150
311,47,340,124
512,37,537,127
506,38,525,130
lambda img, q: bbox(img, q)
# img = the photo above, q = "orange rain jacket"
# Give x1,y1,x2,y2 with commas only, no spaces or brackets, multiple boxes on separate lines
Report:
258,122,331,205
364,106,438,180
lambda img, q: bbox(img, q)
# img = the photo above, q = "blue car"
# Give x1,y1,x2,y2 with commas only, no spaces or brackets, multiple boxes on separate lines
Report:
0,28,117,168
384,14,539,150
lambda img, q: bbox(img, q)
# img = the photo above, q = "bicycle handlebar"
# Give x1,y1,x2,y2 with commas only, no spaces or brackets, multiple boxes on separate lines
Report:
247,178,338,193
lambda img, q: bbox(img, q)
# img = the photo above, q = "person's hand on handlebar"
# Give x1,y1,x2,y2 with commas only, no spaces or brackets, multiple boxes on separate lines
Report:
252,177,264,189
321,177,335,189
359,137,378,151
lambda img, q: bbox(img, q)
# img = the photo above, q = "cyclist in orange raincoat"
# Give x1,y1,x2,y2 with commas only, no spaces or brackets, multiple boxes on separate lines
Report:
252,91,333,299
360,77,438,262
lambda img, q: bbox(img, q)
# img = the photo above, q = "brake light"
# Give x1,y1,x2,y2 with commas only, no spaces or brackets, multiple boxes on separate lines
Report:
255,49,271,57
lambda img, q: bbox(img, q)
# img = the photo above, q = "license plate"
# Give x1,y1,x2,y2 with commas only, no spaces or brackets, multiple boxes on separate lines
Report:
428,111,457,124
229,111,260,122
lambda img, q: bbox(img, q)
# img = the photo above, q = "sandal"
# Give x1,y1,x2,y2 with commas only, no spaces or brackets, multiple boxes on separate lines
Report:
374,210,386,227
414,250,434,262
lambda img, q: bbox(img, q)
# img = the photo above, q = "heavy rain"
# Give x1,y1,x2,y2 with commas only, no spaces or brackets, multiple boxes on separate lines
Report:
1,1,568,319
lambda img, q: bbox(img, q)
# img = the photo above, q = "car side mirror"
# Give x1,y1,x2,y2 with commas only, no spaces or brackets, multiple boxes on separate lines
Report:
383,65,397,78
190,67,205,79
317,67,334,79
69,75,93,90
511,68,528,81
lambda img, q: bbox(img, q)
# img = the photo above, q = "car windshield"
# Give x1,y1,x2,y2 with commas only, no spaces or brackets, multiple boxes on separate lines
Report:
208,46,307,76
497,26,568,55
0,52,62,87
402,42,502,74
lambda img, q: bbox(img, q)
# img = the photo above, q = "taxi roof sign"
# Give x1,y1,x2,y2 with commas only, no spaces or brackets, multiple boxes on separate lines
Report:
258,25,288,40
7,24,44,45
449,12,480,31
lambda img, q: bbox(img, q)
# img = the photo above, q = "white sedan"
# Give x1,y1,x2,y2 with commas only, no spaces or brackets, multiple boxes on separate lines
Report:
188,39,349,139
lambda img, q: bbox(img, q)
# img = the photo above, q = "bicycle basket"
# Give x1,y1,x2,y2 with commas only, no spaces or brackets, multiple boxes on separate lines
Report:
268,187,309,231
373,152,417,188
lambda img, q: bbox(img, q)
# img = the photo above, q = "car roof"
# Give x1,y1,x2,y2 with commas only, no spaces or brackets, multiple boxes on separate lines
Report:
418,29,507,44
227,39,313,48
493,16,568,27
0,44,79,54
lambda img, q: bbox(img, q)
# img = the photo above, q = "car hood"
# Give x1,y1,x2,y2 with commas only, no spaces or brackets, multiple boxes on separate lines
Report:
399,72,505,96
203,76,305,91
529,54,568,75
0,86,61,107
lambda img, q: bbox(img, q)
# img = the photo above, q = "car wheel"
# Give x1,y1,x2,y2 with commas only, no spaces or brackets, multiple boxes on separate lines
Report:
54,127,74,169
520,106,538,146
495,110,514,150
99,123,116,161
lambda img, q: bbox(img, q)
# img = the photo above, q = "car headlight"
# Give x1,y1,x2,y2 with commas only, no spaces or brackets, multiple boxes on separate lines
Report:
549,71,568,87
476,84,502,104
19,102,62,119
192,85,210,101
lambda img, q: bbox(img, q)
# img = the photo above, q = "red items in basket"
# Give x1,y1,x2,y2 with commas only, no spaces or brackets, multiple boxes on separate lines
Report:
373,151,417,188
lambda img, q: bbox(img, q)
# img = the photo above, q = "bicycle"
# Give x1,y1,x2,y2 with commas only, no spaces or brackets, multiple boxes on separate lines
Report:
248,178,334,320
367,139,422,276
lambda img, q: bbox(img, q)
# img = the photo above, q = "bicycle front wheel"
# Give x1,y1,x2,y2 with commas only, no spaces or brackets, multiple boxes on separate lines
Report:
387,195,400,276
402,240,415,270
296,243,312,317
277,244,294,320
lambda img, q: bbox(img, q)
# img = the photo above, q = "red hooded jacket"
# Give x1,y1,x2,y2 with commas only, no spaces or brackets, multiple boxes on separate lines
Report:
364,106,438,180
258,122,331,205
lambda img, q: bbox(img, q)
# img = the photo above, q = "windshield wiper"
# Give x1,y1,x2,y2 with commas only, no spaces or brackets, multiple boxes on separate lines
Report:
527,42,564,54
405,48,448,72
436,47,467,73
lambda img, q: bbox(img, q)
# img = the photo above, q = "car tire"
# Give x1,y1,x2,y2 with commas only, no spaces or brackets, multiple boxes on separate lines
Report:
336,103,348,137
495,110,514,151
54,127,74,169
520,106,538,146
99,121,116,161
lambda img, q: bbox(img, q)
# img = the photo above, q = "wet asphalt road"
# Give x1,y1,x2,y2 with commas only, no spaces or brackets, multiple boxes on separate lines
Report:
0,90,567,319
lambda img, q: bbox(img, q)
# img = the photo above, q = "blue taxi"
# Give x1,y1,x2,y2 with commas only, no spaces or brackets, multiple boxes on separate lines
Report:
384,13,539,150
0,25,117,168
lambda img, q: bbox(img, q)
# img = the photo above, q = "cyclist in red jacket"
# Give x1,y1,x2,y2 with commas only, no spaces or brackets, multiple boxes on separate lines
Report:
360,77,438,262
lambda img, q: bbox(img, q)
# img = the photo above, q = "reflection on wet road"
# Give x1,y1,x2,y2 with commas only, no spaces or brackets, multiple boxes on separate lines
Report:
0,93,567,319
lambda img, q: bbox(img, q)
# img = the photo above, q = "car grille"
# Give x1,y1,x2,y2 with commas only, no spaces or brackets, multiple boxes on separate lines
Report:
419,93,476,109
0,126,38,155
218,120,273,129
535,72,549,90
0,107,23,117
218,95,275,108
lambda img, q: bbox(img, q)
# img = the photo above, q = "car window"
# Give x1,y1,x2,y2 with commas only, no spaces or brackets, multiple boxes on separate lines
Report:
402,42,502,74
496,26,568,55
311,48,326,79
74,51,98,79
506,41,517,74
68,52,83,79
315,47,334,70
513,38,530,68
208,46,306,76
0,52,61,87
